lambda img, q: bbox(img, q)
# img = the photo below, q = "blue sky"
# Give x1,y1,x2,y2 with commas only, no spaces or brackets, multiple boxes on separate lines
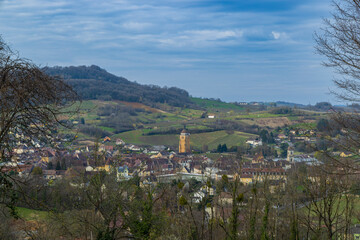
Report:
0,0,336,104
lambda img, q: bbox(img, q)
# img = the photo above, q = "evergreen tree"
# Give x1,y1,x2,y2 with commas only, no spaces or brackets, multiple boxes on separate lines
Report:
47,161,54,170
221,144,228,153
55,161,61,170
61,159,67,170
280,143,289,158
217,144,222,153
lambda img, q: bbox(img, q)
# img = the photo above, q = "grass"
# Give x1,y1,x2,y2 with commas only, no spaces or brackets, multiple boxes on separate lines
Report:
287,116,300,121
17,207,49,221
303,195,360,224
292,122,317,130
63,100,96,112
190,130,256,149
229,112,286,119
113,130,178,146
98,126,116,133
176,108,205,118
191,97,244,111
114,130,256,150
60,99,320,148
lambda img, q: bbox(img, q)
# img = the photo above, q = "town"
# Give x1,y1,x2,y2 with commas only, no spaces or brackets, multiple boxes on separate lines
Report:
2,0,360,238
3,126,320,186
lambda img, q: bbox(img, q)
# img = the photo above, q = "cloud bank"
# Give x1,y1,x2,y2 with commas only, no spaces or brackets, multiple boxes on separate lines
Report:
0,0,334,103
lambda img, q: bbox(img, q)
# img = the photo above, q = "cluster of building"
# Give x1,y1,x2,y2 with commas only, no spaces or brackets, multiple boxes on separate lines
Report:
1,129,299,192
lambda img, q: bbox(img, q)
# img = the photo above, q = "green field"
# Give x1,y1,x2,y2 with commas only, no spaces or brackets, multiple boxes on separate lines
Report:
17,207,49,221
228,112,286,119
303,195,360,224
59,99,322,149
114,130,256,150
191,97,244,111
292,122,317,130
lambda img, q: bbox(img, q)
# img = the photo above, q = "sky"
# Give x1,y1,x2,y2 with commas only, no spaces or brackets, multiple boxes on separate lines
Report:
0,0,337,104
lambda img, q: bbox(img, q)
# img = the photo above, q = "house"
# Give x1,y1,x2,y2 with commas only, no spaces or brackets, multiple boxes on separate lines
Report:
105,159,113,172
116,138,125,145
95,166,106,171
294,136,310,141
105,145,114,152
268,180,286,193
192,190,206,203
240,174,253,185
216,192,233,206
340,152,353,158
201,184,215,196
43,170,57,180
150,152,163,159
103,136,111,142
208,115,215,119
205,167,219,175
99,145,106,152
14,145,27,154
252,153,265,164
126,145,141,151
246,139,262,147
277,134,287,139
99,145,114,153
193,165,202,174
180,166,191,174
117,165,130,180
85,166,94,172
161,164,173,172
152,145,167,151
241,168,286,182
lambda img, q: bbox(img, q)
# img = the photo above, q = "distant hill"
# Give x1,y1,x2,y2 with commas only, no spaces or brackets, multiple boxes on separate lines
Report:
275,101,307,108
43,65,194,107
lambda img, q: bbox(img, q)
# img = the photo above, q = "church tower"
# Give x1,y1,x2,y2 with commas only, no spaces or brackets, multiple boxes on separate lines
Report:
287,146,294,162
179,129,190,153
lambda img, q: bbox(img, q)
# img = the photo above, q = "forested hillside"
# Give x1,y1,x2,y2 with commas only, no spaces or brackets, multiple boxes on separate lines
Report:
43,65,194,107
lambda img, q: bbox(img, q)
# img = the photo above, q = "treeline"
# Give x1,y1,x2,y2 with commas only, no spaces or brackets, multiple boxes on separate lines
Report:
78,125,110,138
3,161,358,239
43,65,195,108
206,119,259,134
144,127,214,136
269,107,293,114
99,105,146,133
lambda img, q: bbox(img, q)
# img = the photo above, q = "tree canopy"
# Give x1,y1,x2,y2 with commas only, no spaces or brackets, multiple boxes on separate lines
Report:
43,65,195,108
0,38,78,161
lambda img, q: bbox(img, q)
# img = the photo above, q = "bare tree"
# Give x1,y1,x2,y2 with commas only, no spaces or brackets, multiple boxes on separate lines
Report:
315,0,360,101
0,37,78,161
299,165,355,239
0,37,78,219
315,0,360,173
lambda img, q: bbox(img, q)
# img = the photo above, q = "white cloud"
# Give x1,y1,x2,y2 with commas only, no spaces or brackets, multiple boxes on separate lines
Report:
0,0,335,103
185,30,243,40
272,31,281,39
271,31,289,40
156,29,243,48
122,22,152,30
